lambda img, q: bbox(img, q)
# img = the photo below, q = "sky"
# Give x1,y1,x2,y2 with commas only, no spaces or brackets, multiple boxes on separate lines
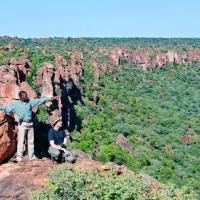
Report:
0,0,199,38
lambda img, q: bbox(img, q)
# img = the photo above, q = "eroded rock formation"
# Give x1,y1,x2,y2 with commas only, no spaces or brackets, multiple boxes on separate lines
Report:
0,55,36,164
95,47,200,71
0,112,17,164
36,52,84,129
116,134,135,154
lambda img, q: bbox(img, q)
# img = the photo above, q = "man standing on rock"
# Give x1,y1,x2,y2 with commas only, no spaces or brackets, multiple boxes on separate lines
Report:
48,111,75,163
0,91,58,162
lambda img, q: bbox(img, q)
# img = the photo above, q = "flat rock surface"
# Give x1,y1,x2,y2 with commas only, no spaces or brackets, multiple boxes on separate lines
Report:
0,158,58,200
0,156,130,200
0,152,162,200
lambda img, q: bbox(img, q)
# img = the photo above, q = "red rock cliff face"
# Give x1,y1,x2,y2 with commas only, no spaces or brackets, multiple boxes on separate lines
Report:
0,50,84,163
130,48,200,70
0,112,17,164
36,52,84,97
36,51,84,129
0,56,36,164
95,47,200,71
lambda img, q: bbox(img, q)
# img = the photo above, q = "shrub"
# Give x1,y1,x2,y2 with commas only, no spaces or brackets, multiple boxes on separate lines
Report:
30,166,196,200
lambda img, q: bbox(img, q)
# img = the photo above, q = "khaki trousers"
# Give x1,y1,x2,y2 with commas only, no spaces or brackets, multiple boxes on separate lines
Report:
16,122,34,159
48,146,75,163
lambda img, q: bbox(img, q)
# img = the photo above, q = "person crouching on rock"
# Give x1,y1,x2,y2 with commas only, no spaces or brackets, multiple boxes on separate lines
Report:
48,112,75,163
0,91,58,163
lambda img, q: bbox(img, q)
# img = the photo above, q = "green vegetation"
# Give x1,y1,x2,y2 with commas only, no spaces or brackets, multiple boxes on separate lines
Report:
71,62,200,195
0,45,23,65
37,105,48,122
30,166,196,200
0,37,200,197
26,48,55,94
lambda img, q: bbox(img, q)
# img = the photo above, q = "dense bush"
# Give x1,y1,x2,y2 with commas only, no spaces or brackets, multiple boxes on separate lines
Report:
71,62,200,196
30,166,196,200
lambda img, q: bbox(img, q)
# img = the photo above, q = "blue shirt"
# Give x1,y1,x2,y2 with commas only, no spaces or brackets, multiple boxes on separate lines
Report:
0,97,51,121
48,128,66,145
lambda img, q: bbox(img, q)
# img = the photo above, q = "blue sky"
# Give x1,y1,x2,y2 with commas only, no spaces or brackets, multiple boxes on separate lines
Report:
0,0,199,38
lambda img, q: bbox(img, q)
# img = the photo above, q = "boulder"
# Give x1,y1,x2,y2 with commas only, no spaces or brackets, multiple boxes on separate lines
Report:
0,81,36,164
182,135,193,144
0,45,4,51
116,134,135,154
90,62,99,81
36,62,54,97
72,149,92,161
167,50,178,63
0,84,19,99
108,48,125,65
0,65,18,84
0,82,36,100
7,43,15,51
20,82,37,99
0,112,17,164
100,63,108,73
156,54,167,67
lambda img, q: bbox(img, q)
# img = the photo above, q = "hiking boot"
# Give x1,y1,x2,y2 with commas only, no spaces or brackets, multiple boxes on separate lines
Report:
29,155,39,161
64,154,76,163
16,157,22,163
51,156,59,164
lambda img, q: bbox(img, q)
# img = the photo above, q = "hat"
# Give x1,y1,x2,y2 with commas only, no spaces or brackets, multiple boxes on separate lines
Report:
49,110,62,126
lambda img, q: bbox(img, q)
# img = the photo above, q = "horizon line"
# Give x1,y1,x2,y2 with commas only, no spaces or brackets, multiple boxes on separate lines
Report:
0,35,200,40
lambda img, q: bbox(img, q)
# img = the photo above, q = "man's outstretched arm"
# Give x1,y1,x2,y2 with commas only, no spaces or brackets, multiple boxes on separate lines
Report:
30,96,60,107
0,103,15,113
30,97,51,107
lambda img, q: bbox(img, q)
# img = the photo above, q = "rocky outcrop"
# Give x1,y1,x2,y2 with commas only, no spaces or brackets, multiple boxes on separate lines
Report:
1,49,86,162
0,112,17,164
0,157,164,200
0,65,21,84
0,53,36,164
156,53,167,67
10,56,31,78
0,55,35,104
35,52,84,130
0,159,55,199
36,52,84,97
90,62,99,81
108,47,129,66
0,158,127,199
0,43,15,52
100,62,108,73
95,47,200,71
0,81,36,164
182,135,193,144
0,45,4,51
69,51,84,85
0,55,31,84
116,134,135,154
7,43,15,51
36,62,54,97
0,82,36,100
72,149,92,161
